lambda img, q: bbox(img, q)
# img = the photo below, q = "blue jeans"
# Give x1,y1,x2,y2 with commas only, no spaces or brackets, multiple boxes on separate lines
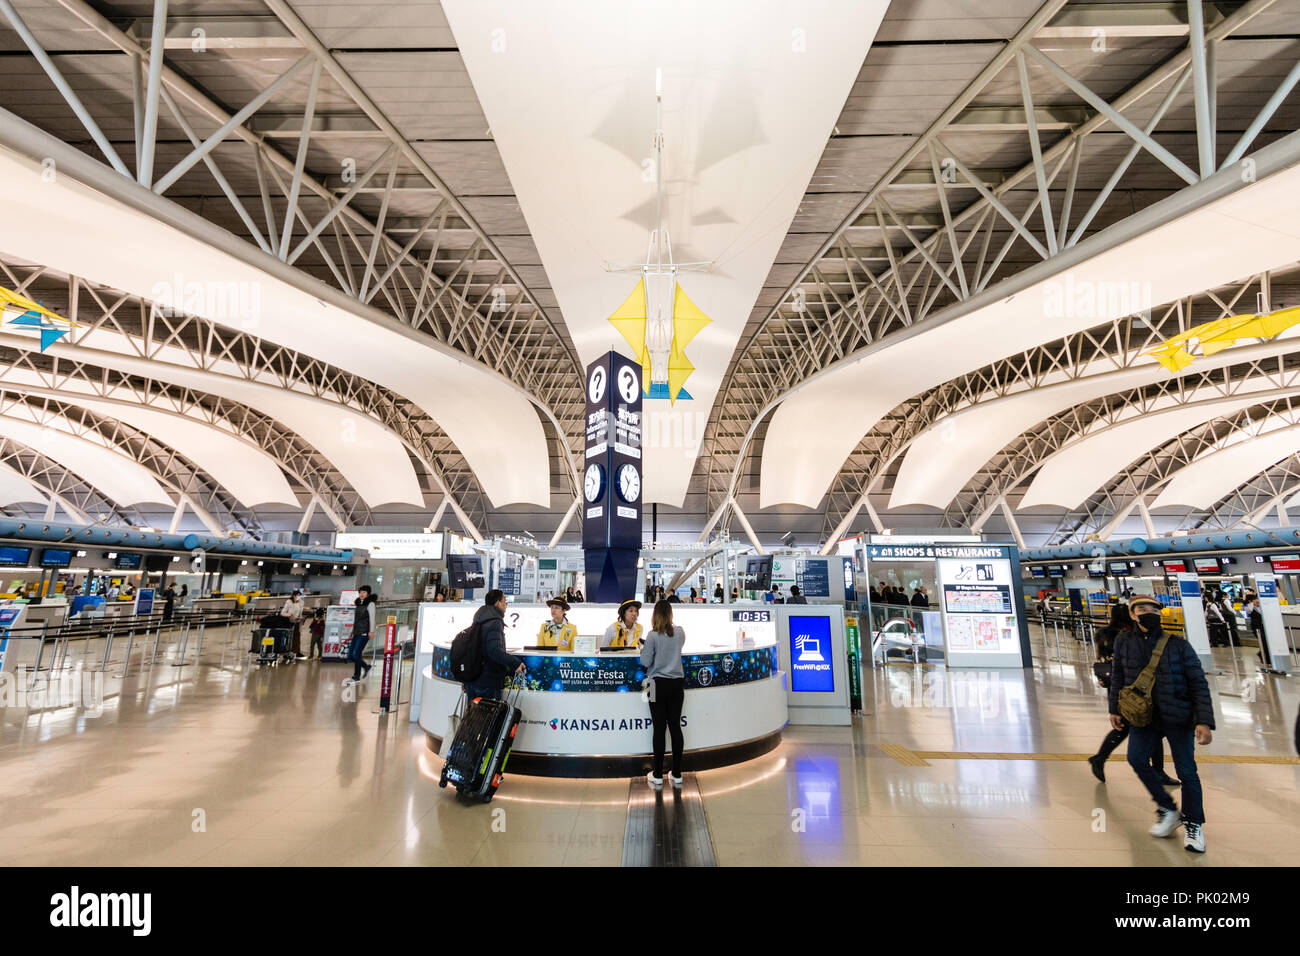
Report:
1127,722,1204,824
350,635,370,680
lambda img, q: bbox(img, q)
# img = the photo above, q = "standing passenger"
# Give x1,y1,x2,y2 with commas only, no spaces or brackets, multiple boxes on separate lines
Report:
641,599,686,789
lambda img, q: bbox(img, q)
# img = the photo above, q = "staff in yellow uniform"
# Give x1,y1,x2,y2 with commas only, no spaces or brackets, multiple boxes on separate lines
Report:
603,599,643,649
537,596,578,651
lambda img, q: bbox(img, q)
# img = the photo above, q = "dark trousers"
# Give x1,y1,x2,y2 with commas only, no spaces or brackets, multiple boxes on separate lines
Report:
649,677,685,779
465,676,505,701
1127,723,1204,824
1097,723,1164,771
350,635,370,680
309,633,323,658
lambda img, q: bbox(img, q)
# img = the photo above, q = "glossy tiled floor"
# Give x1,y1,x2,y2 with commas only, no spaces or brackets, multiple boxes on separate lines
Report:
1,622,1296,866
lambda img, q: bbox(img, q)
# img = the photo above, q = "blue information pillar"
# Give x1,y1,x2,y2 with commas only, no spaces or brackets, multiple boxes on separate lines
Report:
581,352,643,603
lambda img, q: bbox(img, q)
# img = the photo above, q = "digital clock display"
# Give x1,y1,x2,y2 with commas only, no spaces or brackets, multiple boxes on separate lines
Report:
730,610,771,623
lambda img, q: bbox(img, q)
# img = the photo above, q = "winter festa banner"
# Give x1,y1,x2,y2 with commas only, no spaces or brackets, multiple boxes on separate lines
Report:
431,644,777,693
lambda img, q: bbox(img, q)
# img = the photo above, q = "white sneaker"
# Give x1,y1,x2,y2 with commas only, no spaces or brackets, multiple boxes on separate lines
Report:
341,677,355,686
1183,822,1206,853
671,774,683,788
1149,808,1181,838
646,771,663,789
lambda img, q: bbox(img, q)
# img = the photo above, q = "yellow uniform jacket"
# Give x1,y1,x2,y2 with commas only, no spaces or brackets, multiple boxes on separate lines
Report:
604,620,642,648
537,619,578,651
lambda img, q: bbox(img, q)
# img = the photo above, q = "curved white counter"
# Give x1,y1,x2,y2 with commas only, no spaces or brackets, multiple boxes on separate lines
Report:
415,603,789,776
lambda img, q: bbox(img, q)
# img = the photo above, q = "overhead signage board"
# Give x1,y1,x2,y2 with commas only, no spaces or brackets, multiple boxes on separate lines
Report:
334,532,444,561
1270,554,1300,572
1163,559,1188,573
866,543,1009,561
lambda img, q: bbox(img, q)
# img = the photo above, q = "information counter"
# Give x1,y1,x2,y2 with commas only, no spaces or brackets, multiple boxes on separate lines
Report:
416,603,789,776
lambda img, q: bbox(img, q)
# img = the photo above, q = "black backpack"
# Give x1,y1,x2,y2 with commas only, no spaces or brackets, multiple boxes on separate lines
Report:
448,620,485,684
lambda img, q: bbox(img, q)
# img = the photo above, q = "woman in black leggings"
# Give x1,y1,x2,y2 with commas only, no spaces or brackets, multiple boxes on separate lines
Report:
639,599,686,788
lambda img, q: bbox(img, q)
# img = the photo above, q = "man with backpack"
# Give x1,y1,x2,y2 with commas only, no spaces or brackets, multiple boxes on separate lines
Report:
457,589,525,701
1108,595,1215,853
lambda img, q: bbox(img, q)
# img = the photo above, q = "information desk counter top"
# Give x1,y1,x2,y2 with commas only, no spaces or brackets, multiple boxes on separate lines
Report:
416,604,788,776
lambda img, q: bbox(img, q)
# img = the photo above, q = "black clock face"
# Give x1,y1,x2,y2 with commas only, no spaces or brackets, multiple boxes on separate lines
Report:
584,463,605,503
616,463,640,503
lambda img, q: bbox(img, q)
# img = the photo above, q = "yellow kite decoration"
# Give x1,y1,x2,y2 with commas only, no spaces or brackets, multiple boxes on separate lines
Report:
0,284,76,351
607,277,711,404
1146,306,1300,372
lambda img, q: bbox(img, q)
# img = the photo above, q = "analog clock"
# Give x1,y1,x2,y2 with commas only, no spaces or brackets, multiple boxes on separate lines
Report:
615,463,640,503
584,463,605,503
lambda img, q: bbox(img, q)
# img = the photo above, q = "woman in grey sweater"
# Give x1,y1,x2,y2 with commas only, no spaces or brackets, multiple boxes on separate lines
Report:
640,599,686,788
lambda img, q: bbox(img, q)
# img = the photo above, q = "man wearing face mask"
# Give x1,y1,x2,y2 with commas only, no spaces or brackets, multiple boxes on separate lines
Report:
1108,595,1215,853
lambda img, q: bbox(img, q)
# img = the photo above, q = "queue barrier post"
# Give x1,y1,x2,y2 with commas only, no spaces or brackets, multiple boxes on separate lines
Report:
97,627,114,673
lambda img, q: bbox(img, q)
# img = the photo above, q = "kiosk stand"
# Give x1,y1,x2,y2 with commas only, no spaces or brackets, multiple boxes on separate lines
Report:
1254,573,1293,674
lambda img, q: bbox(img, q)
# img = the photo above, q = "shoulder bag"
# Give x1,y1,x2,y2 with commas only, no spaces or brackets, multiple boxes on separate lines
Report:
1117,634,1170,727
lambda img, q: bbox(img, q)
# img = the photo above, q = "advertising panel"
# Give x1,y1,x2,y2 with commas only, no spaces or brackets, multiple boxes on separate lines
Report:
788,615,835,693
321,605,355,661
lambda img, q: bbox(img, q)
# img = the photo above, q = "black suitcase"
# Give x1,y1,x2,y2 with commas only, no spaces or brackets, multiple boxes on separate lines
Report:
439,684,522,803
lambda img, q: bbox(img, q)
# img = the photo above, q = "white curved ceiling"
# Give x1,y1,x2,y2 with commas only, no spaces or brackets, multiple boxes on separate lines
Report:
1153,420,1300,510
0,333,422,509
444,0,889,505
0,145,549,506
0,462,47,508
0,412,172,506
0,370,298,508
759,158,1300,508
891,337,1300,510
1021,391,1292,510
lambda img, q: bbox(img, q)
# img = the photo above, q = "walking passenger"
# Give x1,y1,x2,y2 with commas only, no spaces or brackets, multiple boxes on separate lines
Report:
1108,595,1215,853
343,586,377,686
1088,602,1175,785
641,599,685,789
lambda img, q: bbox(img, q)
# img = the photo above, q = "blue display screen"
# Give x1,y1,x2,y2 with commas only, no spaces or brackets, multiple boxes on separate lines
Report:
0,546,31,566
40,549,72,567
114,553,142,570
789,616,835,693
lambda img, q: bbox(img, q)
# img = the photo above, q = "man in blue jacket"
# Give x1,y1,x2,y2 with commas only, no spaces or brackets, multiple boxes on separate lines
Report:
465,589,525,701
1108,595,1215,853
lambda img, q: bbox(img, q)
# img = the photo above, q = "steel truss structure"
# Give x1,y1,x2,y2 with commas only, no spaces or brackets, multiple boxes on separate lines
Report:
0,257,499,536
698,0,1300,544
806,268,1299,538
0,0,586,532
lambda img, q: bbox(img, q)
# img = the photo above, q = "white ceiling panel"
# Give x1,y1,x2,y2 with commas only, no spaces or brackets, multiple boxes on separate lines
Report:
0,462,47,508
0,412,172,506
1021,390,1295,510
0,369,298,508
443,0,888,505
760,159,1300,508
1153,421,1300,510
0,333,422,509
0,145,549,507
891,337,1300,510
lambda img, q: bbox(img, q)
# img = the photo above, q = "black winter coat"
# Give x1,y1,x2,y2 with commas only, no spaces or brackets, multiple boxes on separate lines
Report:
470,603,521,687
1107,626,1215,730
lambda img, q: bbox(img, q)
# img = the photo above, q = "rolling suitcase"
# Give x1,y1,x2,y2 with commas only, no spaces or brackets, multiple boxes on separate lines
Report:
439,681,523,803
